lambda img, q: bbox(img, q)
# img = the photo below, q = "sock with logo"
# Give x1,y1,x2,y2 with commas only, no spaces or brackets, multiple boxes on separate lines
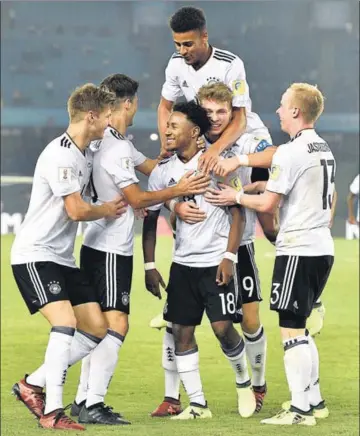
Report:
243,325,267,387
162,324,180,401
283,336,312,413
222,338,251,387
306,331,324,406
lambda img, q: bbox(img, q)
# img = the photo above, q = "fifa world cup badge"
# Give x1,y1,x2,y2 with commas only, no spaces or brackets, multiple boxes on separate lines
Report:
58,167,72,182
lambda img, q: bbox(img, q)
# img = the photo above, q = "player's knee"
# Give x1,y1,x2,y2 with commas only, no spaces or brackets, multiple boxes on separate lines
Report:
105,311,129,337
278,310,306,329
40,300,77,328
212,320,239,348
172,324,196,352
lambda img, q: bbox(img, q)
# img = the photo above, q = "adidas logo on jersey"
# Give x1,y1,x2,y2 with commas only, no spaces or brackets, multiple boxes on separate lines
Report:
168,178,176,186
182,80,189,88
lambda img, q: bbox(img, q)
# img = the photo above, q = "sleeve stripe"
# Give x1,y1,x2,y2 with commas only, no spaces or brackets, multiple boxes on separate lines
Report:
213,54,233,63
214,50,236,60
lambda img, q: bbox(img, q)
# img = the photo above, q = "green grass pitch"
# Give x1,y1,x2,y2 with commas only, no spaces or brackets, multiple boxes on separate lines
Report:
1,235,359,435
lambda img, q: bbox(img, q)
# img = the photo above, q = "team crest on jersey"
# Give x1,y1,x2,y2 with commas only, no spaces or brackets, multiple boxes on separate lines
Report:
232,80,245,96
121,292,129,306
206,77,221,85
48,281,62,295
58,167,72,183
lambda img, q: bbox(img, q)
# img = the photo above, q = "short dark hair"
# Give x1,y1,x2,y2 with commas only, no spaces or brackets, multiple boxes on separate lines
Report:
100,74,139,101
169,6,206,33
173,101,211,136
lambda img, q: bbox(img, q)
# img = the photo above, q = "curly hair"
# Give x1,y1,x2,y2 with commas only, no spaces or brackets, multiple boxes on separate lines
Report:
173,101,211,136
169,6,206,33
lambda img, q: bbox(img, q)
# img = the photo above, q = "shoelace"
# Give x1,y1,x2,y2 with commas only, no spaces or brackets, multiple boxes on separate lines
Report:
103,404,122,417
54,404,77,425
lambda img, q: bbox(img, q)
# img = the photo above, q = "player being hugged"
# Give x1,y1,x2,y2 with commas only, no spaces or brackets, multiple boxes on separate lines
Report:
206,83,335,426
143,101,258,420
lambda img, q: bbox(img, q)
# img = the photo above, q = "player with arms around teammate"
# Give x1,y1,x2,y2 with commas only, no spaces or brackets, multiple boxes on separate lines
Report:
158,6,274,173
69,74,211,425
143,102,257,419
206,83,334,426
151,83,273,418
11,84,127,431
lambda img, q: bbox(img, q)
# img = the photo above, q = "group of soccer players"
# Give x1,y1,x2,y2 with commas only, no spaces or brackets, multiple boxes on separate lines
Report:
10,6,336,430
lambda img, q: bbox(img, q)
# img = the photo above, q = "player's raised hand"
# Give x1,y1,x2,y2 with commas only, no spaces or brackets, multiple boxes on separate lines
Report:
216,259,234,286
213,156,241,177
105,195,128,218
145,269,165,299
196,136,206,150
174,201,207,224
205,184,238,206
177,170,211,196
198,147,220,174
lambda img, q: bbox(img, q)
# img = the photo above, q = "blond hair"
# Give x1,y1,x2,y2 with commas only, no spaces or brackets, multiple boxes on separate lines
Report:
288,83,325,123
67,83,116,122
197,82,233,107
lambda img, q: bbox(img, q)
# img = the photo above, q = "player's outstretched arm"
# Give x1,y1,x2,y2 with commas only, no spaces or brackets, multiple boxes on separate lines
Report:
199,107,247,174
163,199,207,225
122,171,210,210
64,192,127,221
158,97,174,152
216,206,245,286
214,147,277,178
142,209,165,299
135,158,158,177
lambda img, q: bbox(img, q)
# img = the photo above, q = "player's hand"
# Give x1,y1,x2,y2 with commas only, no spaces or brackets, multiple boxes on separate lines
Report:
244,181,267,194
145,269,165,300
198,147,220,174
216,259,234,286
196,136,206,150
174,201,207,224
177,170,211,196
348,216,357,225
213,157,241,177
134,208,148,220
205,183,238,206
105,195,128,218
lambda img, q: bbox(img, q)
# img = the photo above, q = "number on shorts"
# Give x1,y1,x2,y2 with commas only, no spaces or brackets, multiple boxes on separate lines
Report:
270,282,281,305
219,292,236,315
242,276,254,298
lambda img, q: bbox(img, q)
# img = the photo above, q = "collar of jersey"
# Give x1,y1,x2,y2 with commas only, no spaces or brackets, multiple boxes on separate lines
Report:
290,128,315,141
107,125,125,139
175,149,204,165
189,45,215,72
64,132,86,156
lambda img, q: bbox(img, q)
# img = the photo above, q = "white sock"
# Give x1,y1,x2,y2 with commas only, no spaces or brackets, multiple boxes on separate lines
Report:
75,353,92,405
283,336,312,413
222,338,251,387
175,347,206,406
86,329,124,408
243,325,267,387
26,329,102,389
307,333,323,406
162,325,180,401
44,326,75,414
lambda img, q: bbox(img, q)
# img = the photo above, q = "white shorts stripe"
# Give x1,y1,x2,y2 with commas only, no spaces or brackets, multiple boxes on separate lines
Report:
232,263,239,305
106,253,117,307
106,253,111,306
26,263,47,306
246,243,261,300
279,256,298,310
112,253,117,307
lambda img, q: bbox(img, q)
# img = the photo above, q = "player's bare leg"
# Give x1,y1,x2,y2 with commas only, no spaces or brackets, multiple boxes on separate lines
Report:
241,302,267,412
76,310,131,425
12,301,86,430
170,324,212,420
211,320,256,418
151,322,182,417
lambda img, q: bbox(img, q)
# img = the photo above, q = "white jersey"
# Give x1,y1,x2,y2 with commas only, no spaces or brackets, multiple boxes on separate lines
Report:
11,133,93,268
266,129,335,256
147,151,232,267
207,130,272,245
83,127,146,256
162,47,267,134
349,174,360,222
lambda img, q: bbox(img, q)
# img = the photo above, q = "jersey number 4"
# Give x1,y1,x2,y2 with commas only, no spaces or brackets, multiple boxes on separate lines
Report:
320,159,335,210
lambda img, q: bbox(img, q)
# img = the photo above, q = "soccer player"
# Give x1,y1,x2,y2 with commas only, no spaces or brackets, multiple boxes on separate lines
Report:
347,173,359,237
206,83,334,426
10,84,127,430
68,74,211,425
143,101,258,419
151,83,273,418
158,6,274,173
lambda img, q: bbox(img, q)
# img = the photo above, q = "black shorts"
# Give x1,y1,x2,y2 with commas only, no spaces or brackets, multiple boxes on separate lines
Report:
237,243,262,304
164,262,242,326
270,255,334,317
12,261,97,315
80,245,133,313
